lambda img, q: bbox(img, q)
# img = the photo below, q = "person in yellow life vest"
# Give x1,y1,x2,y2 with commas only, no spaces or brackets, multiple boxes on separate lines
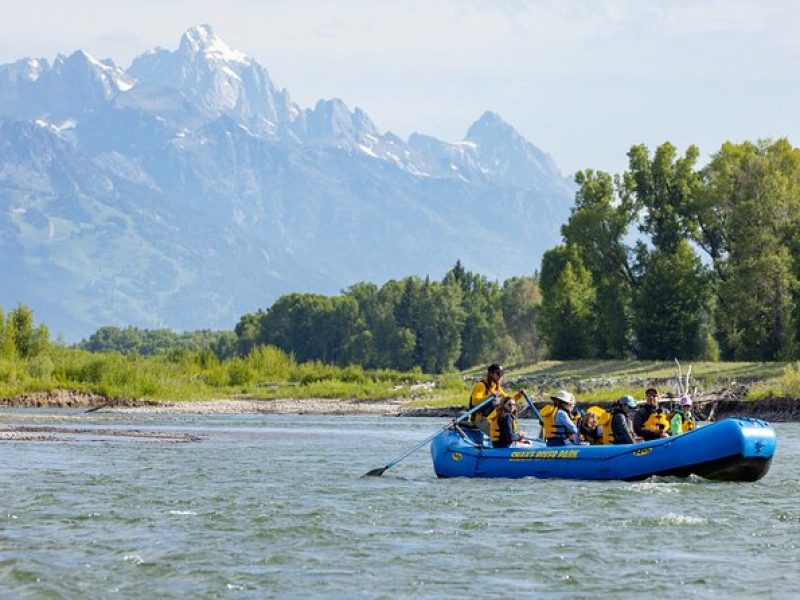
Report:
633,387,670,440
585,405,613,444
490,397,531,448
540,392,581,441
669,395,697,435
542,390,580,446
578,410,604,445
467,364,524,435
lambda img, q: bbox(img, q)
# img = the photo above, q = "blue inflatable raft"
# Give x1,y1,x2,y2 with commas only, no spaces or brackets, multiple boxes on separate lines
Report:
430,418,776,481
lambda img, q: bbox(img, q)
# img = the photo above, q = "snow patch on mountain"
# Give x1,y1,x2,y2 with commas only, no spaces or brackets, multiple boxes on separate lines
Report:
0,25,575,339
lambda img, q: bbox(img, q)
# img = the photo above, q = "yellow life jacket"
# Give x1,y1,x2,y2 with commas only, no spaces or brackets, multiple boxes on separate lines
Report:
539,404,557,439
468,379,497,424
540,404,576,443
586,405,613,445
489,410,519,443
668,410,696,433
644,410,671,435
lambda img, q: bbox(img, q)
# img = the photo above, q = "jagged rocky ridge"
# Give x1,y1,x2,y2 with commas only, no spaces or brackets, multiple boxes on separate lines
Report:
0,25,574,339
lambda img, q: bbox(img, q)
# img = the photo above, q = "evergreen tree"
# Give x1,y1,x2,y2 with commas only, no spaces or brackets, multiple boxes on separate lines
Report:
443,266,505,369
416,281,464,372
539,246,597,359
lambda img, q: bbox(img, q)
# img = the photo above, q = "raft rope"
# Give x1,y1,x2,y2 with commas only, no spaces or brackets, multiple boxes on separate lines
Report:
453,422,485,448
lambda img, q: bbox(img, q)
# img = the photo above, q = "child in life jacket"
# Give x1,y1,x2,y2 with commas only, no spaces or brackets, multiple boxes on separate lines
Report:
670,395,697,435
578,410,604,445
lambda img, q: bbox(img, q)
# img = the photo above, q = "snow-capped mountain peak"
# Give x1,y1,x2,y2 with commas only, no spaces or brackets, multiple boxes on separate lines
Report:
129,25,294,125
2,57,48,83
179,24,250,65
59,49,135,93
465,110,564,188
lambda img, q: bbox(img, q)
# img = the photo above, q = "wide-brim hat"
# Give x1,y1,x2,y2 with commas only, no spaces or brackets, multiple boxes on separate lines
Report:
550,390,575,405
679,395,693,406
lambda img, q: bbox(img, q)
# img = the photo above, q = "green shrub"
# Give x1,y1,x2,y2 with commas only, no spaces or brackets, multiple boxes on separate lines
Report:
340,364,366,383
246,345,294,380
0,357,20,384
196,349,219,370
27,354,54,380
772,362,800,398
203,365,230,387
436,372,468,391
291,360,338,384
166,348,190,364
227,358,254,386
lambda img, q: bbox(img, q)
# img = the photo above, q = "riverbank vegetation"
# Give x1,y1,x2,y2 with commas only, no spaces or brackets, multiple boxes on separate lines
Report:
1,304,798,404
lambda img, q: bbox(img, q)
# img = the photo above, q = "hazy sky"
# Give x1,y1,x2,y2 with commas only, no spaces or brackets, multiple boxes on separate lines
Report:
1,0,798,175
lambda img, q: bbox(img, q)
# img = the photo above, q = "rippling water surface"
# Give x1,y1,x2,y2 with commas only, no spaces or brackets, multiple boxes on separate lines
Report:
1,410,798,598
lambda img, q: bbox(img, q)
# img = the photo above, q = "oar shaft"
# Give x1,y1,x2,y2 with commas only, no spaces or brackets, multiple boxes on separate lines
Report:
520,390,543,425
380,395,496,471
385,428,447,469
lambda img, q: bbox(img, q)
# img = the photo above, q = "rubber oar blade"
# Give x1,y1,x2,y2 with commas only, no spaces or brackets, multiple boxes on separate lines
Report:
364,465,389,477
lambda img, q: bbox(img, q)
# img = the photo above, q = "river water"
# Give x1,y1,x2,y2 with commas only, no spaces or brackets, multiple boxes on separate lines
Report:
0,410,798,599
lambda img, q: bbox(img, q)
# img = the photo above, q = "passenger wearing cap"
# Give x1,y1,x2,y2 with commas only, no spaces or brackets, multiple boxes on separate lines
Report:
633,387,670,440
543,390,580,446
610,395,637,444
669,395,697,435
467,364,524,436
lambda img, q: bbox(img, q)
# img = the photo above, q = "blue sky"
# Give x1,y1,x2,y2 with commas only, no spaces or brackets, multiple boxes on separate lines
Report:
1,0,798,176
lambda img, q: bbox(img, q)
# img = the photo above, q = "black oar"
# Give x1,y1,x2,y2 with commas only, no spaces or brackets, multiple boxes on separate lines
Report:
364,395,496,477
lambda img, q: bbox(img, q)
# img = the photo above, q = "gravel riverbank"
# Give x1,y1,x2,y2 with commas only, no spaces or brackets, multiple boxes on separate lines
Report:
2,389,799,421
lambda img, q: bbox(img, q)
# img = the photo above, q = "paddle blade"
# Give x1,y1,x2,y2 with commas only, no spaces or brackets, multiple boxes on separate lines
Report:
363,466,389,477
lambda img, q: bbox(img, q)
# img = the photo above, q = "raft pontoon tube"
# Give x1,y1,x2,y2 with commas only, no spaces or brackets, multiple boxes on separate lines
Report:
430,418,775,481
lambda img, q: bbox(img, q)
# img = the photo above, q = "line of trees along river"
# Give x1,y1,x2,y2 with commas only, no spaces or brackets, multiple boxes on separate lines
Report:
542,138,800,362
234,139,800,370
8,138,800,374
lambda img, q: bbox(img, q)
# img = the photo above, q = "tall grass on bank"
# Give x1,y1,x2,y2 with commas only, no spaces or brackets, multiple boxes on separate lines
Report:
2,348,798,405
750,362,800,400
0,345,432,401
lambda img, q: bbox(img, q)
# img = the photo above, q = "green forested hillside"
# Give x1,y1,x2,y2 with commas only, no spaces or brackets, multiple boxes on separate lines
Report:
230,138,800,371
